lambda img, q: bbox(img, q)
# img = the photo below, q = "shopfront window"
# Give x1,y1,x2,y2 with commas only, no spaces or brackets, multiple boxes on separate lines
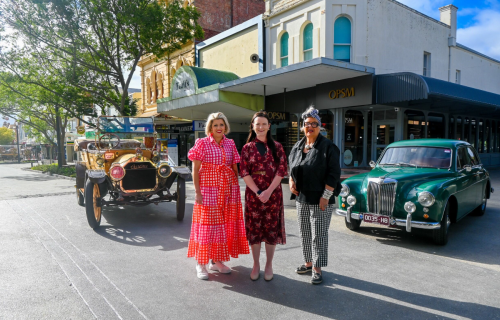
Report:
404,110,425,140
427,113,445,138
462,117,467,142
497,121,500,152
280,32,289,67
485,120,491,153
367,111,373,162
303,23,313,61
479,119,484,153
273,114,299,158
344,110,363,167
471,118,477,148
448,116,455,139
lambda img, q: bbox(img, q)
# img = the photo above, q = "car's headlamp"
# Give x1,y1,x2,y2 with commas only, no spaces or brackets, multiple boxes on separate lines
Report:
339,184,350,197
404,201,416,213
157,163,172,178
418,191,435,207
346,195,356,206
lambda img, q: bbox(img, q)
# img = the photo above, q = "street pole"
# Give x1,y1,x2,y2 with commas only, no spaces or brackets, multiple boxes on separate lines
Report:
15,123,21,163
55,106,63,167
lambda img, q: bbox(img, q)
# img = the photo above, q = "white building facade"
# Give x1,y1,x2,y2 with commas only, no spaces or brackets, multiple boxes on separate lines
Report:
265,0,500,94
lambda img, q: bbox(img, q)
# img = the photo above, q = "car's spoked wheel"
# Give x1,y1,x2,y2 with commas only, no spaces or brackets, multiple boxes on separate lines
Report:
432,202,450,245
176,177,186,221
85,180,102,229
76,188,84,207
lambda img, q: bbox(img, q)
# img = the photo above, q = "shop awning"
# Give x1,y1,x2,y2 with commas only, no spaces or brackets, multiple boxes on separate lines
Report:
219,57,375,96
375,72,500,116
157,66,263,122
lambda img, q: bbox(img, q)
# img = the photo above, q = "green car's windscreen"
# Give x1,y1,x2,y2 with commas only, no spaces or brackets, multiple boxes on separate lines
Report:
379,147,452,168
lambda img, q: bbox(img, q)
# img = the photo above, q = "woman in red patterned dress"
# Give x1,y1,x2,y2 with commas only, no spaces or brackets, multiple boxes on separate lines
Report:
240,111,288,281
187,112,249,280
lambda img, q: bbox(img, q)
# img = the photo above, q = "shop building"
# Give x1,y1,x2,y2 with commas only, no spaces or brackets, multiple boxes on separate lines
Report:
157,0,500,168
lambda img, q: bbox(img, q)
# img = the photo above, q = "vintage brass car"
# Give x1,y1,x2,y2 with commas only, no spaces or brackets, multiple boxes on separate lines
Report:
75,116,190,229
336,139,494,245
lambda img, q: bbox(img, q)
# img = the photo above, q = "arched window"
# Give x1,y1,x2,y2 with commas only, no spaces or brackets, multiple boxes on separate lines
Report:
334,17,351,62
303,23,313,61
280,32,289,67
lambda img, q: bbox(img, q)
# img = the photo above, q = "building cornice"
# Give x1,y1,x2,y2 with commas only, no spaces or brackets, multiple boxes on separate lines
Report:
263,0,312,20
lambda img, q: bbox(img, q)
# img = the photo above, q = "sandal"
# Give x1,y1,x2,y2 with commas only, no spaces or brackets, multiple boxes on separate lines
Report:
295,265,312,274
311,272,323,285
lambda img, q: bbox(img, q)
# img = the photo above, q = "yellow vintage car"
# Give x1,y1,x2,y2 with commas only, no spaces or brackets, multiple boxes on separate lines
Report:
74,116,190,229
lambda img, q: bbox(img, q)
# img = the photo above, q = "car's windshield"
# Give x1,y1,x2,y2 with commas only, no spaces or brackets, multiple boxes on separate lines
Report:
379,147,452,169
98,116,154,136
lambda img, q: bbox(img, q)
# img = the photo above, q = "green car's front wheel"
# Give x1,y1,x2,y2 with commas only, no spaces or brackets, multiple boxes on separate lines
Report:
432,201,450,245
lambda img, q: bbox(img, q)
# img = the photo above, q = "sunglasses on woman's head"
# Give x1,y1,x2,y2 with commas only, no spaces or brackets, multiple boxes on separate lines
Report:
304,122,320,128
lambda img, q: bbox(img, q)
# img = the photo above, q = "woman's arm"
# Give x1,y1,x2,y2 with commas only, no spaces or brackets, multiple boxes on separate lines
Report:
319,184,334,211
232,164,239,178
192,160,202,205
259,175,283,203
243,175,260,194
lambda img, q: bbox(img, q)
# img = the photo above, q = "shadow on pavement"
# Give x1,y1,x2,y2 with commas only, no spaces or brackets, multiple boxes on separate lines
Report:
343,206,500,268
1,175,60,181
210,266,500,320
94,202,192,252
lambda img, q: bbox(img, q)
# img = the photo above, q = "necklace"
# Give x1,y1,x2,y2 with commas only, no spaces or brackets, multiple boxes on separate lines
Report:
305,143,314,150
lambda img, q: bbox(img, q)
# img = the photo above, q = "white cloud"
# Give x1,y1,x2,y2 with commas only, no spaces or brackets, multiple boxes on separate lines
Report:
457,9,500,60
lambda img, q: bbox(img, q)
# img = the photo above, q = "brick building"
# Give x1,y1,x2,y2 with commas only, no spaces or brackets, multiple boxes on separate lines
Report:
138,0,264,116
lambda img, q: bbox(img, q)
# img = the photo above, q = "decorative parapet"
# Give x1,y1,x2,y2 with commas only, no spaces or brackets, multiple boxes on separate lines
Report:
264,0,311,19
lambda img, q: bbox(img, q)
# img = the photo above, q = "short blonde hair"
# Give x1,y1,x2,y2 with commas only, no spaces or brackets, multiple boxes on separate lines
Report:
205,112,230,136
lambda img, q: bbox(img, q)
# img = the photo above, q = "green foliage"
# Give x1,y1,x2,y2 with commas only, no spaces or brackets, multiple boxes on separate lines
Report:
31,164,77,178
0,127,15,145
0,0,204,116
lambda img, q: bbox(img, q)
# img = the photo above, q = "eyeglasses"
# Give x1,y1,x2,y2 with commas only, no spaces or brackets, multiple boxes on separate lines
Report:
304,122,320,128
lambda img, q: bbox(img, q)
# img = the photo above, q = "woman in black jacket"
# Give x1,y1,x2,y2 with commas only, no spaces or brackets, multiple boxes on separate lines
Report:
288,106,341,285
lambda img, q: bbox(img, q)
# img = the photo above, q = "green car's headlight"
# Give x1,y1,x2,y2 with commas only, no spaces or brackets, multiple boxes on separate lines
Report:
404,201,416,213
418,191,435,207
347,195,356,206
339,184,350,197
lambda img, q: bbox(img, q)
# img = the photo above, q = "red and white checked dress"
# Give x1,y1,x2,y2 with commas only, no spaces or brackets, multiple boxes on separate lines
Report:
187,134,249,265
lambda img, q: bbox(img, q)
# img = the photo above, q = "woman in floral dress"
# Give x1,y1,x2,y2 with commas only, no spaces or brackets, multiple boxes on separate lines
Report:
187,112,249,280
240,111,288,281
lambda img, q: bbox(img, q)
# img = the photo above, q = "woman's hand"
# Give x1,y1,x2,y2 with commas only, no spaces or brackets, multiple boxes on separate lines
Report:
319,197,328,211
195,192,203,205
258,189,272,203
289,178,299,196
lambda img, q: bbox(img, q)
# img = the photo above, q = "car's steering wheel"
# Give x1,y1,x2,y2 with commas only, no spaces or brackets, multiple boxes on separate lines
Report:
98,133,121,149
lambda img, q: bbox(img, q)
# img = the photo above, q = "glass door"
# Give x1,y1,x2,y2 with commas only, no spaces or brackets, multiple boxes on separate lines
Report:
373,121,396,162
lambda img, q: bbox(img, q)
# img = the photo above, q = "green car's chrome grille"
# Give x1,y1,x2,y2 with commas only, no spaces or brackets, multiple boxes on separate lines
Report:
367,179,397,216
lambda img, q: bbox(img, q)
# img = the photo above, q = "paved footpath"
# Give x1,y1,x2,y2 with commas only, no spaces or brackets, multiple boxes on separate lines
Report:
1,163,500,319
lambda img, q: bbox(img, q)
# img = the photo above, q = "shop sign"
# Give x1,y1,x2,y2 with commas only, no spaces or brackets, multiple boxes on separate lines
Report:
176,124,193,132
172,71,195,99
344,149,353,165
267,111,290,121
329,87,355,99
77,126,85,134
192,120,206,132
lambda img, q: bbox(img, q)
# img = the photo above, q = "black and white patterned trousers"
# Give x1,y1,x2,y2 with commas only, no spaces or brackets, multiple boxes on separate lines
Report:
296,202,334,268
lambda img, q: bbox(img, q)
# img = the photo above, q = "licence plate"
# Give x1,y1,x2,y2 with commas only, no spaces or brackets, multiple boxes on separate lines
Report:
363,213,390,226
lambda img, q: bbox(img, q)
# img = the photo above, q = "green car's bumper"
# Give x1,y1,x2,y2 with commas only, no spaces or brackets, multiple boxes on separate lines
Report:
335,208,447,232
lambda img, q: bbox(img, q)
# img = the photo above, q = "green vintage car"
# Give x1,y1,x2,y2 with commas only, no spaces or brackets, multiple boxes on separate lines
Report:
336,139,494,245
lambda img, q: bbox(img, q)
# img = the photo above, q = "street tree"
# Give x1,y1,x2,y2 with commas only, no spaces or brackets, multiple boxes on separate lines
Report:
0,0,203,116
0,127,15,145
0,74,70,165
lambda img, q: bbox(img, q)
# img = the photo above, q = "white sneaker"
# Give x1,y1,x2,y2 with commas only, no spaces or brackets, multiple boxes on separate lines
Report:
209,261,231,274
196,264,209,280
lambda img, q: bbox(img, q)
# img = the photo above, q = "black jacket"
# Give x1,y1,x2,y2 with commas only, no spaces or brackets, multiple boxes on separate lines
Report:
288,134,342,202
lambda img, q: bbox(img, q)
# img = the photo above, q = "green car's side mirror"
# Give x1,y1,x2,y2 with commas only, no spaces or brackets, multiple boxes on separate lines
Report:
464,165,472,172
369,160,376,168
